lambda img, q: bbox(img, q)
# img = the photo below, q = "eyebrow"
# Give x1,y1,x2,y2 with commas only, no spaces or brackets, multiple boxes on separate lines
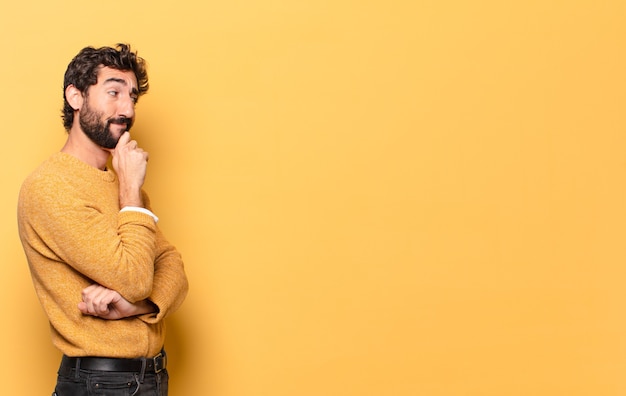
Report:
103,77,139,95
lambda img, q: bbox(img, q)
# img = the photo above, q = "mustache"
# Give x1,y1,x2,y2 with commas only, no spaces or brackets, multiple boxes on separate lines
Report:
107,117,133,131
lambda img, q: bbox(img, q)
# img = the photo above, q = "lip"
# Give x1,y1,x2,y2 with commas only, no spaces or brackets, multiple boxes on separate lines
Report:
109,122,129,131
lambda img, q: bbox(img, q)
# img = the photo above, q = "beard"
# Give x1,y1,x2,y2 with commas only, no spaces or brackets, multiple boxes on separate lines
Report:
79,102,134,149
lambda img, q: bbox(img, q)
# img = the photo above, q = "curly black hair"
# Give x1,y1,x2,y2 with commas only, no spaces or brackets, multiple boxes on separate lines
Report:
61,43,149,130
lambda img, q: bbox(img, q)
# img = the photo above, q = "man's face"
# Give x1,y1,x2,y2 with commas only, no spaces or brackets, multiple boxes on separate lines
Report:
79,67,139,149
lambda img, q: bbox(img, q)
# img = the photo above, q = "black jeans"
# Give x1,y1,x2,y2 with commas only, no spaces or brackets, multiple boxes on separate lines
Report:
53,364,168,395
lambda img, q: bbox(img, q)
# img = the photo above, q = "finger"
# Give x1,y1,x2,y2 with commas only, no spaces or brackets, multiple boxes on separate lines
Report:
120,131,131,144
81,286,96,314
84,297,96,315
103,132,131,155
77,301,98,316
134,148,148,160
93,288,114,315
115,132,131,149
81,284,98,295
81,284,102,301
77,301,89,314
93,294,108,315
82,285,107,315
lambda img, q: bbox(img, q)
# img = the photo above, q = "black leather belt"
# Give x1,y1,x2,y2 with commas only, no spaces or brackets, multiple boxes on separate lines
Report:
60,350,167,374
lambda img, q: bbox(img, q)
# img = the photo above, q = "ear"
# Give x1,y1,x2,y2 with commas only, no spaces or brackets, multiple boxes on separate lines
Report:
65,85,84,111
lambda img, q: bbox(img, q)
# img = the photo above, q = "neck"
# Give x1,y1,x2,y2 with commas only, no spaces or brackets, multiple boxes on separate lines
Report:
61,126,110,170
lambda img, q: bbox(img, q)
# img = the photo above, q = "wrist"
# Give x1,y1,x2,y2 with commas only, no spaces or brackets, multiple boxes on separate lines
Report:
138,299,158,315
119,185,144,208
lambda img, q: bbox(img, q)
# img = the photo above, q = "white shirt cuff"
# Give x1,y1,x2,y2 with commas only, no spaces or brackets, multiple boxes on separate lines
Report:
120,206,159,223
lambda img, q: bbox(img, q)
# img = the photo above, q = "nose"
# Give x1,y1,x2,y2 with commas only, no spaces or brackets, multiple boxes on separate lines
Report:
118,94,135,120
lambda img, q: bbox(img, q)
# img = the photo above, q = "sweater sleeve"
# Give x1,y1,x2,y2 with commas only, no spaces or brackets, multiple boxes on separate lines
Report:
19,174,157,302
138,197,189,323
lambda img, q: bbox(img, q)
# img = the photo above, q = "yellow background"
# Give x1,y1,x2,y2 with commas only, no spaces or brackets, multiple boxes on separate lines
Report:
2,1,626,395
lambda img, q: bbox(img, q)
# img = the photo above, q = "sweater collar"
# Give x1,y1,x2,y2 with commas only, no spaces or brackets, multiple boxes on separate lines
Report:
53,152,117,183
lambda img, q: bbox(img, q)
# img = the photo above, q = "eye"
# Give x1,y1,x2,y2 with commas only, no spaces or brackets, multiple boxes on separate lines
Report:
131,95,138,104
108,90,119,97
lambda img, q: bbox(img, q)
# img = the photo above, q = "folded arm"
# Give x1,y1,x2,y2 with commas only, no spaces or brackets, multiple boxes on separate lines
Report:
78,284,157,320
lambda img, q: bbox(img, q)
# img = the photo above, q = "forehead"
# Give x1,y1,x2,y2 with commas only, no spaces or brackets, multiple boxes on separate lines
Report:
96,66,138,89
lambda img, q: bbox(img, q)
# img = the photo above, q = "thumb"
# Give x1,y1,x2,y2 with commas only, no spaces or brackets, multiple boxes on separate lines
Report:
105,132,130,155
117,131,130,146
112,132,131,151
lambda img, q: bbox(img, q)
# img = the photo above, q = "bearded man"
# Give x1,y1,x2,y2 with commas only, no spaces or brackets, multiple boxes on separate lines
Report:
17,43,188,396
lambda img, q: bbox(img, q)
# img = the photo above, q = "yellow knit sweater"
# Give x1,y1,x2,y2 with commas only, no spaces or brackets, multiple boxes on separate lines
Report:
17,152,188,358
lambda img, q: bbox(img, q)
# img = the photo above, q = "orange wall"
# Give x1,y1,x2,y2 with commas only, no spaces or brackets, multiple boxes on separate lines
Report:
2,1,626,395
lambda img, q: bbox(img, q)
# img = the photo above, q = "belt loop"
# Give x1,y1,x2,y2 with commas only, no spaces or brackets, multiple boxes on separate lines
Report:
138,357,147,383
74,357,81,379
